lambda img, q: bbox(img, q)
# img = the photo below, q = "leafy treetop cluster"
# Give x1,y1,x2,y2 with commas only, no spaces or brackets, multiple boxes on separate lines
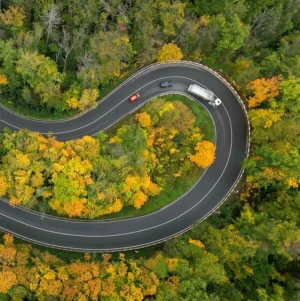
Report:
0,0,299,299
0,0,298,116
0,195,298,301
0,98,215,218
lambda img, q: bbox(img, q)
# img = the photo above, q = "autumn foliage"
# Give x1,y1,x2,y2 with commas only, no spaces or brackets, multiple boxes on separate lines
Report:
157,43,183,62
247,76,282,108
0,205,298,301
0,98,215,218
0,74,8,85
189,141,216,168
0,6,25,30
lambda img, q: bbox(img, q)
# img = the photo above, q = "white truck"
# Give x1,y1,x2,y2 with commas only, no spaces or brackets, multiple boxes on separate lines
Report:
188,84,222,108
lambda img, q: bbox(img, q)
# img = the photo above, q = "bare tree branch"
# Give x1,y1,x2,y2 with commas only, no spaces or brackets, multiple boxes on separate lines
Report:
250,8,275,41
77,51,96,69
42,4,61,47
56,28,73,72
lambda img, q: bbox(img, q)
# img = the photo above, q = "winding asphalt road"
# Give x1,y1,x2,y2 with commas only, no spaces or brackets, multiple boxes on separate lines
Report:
0,62,249,251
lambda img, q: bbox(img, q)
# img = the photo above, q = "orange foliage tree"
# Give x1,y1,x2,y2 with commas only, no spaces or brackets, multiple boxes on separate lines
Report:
247,76,282,108
0,74,8,85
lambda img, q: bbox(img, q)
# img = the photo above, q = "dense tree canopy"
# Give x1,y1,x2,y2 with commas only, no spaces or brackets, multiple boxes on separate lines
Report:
0,0,298,117
0,98,215,218
0,0,299,299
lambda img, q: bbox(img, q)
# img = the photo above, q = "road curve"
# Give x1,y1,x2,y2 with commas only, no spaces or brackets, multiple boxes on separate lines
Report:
0,62,249,251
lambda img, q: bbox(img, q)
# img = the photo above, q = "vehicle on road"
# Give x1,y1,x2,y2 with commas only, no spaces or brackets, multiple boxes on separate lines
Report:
188,84,222,108
129,93,141,102
0,62,248,252
160,81,174,88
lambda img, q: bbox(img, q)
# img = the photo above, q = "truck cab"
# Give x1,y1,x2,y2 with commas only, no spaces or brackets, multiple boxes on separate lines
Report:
208,97,222,108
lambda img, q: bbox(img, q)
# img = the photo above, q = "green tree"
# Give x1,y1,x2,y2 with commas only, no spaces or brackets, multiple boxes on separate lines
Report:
279,76,300,115
15,51,64,109
0,39,22,99
211,14,250,55
90,30,134,83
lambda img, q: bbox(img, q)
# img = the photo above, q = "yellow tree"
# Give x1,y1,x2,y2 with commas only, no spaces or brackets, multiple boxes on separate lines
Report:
0,6,25,31
189,141,216,169
132,191,148,209
0,270,17,294
157,43,183,62
135,112,151,128
0,74,8,85
0,175,8,195
78,88,99,111
249,109,284,129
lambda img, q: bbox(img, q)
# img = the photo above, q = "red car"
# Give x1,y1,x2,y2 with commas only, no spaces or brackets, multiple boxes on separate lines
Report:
129,93,141,102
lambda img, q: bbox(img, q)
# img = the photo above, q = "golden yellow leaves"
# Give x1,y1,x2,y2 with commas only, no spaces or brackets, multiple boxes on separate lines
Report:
159,101,174,116
240,204,255,225
31,172,44,188
0,244,16,266
66,88,99,111
0,175,8,196
9,196,21,206
199,15,210,27
263,167,285,181
123,175,160,209
132,191,148,209
63,199,86,218
66,97,78,109
166,258,178,272
0,270,17,293
0,74,8,85
189,238,205,249
249,109,284,128
157,43,183,62
3,234,14,246
135,112,151,128
124,175,140,192
78,89,99,111
169,148,179,155
287,177,299,188
189,141,216,169
0,6,25,31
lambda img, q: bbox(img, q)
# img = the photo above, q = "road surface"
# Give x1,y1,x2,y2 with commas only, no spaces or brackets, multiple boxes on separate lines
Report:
0,62,249,251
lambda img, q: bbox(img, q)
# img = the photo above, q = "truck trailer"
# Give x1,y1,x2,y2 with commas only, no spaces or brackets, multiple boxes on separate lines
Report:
188,84,222,108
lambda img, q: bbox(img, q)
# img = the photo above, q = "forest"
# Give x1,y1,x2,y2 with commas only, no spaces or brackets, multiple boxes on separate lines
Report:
0,0,299,300
0,97,215,218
